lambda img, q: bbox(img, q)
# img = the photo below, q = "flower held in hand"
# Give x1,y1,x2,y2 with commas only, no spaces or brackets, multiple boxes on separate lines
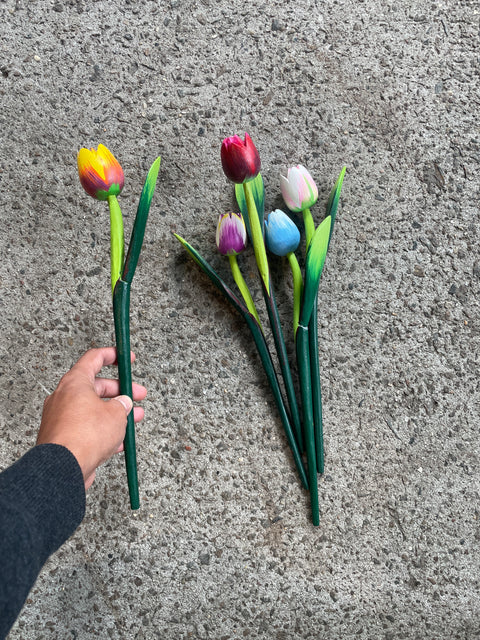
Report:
78,144,124,201
221,133,261,184
280,165,318,213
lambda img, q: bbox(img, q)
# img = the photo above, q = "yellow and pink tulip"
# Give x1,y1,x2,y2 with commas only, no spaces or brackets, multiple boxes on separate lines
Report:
77,144,124,201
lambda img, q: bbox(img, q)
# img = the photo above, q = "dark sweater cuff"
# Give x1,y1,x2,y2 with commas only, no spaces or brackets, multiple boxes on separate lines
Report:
0,445,86,638
0,444,86,556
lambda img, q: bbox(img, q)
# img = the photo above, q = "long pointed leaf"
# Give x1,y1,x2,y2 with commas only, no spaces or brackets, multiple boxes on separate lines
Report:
122,156,161,283
326,166,346,243
174,234,250,318
300,215,331,327
235,173,265,241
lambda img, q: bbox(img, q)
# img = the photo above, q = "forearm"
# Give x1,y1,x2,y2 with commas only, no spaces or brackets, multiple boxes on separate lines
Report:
0,444,86,638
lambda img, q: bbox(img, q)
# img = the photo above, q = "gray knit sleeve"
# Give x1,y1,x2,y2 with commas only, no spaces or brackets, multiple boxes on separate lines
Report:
0,444,86,638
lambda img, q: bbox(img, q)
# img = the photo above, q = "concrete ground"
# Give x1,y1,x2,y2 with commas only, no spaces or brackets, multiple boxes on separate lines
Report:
1,0,479,638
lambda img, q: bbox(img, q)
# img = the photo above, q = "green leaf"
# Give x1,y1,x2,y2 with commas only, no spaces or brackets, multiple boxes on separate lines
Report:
242,179,270,295
235,173,265,240
174,234,251,318
326,166,346,243
122,156,161,283
300,215,331,328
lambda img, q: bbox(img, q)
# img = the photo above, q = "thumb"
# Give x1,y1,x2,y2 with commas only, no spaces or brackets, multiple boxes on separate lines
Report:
111,395,133,415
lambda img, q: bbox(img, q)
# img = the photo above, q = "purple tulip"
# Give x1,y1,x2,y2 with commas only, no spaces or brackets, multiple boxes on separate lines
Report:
216,212,247,256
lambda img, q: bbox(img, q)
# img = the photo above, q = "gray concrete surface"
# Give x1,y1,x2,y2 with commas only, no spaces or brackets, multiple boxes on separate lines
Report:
0,0,479,638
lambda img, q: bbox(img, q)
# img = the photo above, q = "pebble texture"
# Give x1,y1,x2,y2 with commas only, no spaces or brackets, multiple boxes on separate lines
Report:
0,0,479,638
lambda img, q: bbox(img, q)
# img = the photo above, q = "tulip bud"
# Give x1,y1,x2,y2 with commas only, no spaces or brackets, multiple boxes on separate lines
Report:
280,165,318,212
221,133,261,184
264,209,301,257
77,144,124,201
216,212,248,256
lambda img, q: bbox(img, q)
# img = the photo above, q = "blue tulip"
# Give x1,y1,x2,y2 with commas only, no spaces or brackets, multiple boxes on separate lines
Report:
264,209,301,256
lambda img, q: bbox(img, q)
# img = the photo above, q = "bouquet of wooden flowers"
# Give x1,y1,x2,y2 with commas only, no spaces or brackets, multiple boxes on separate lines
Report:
176,133,345,525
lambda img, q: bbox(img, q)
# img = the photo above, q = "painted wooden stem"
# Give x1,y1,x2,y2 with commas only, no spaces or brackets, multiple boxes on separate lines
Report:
296,324,319,526
113,278,139,510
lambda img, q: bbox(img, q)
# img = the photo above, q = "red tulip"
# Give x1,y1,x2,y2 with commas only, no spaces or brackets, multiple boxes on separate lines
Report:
220,133,261,184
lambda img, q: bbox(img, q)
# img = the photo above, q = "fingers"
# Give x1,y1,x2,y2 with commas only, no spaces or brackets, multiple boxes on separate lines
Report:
72,347,118,380
94,378,147,401
107,399,145,423
85,405,144,491
71,348,136,383
113,409,142,453
110,395,133,415
133,406,145,423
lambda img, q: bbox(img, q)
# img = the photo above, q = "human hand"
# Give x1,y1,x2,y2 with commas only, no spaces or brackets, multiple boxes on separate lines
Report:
37,347,147,490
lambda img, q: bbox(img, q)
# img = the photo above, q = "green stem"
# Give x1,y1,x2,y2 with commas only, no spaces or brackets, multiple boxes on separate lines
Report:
303,208,315,249
228,254,262,327
263,279,304,452
296,324,319,526
302,206,325,472
113,279,139,510
243,181,270,295
242,180,303,450
287,252,303,335
108,195,125,294
175,233,308,490
244,314,308,491
309,295,324,473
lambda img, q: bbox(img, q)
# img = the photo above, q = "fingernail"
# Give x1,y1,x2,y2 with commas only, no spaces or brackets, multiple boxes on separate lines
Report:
116,395,133,413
